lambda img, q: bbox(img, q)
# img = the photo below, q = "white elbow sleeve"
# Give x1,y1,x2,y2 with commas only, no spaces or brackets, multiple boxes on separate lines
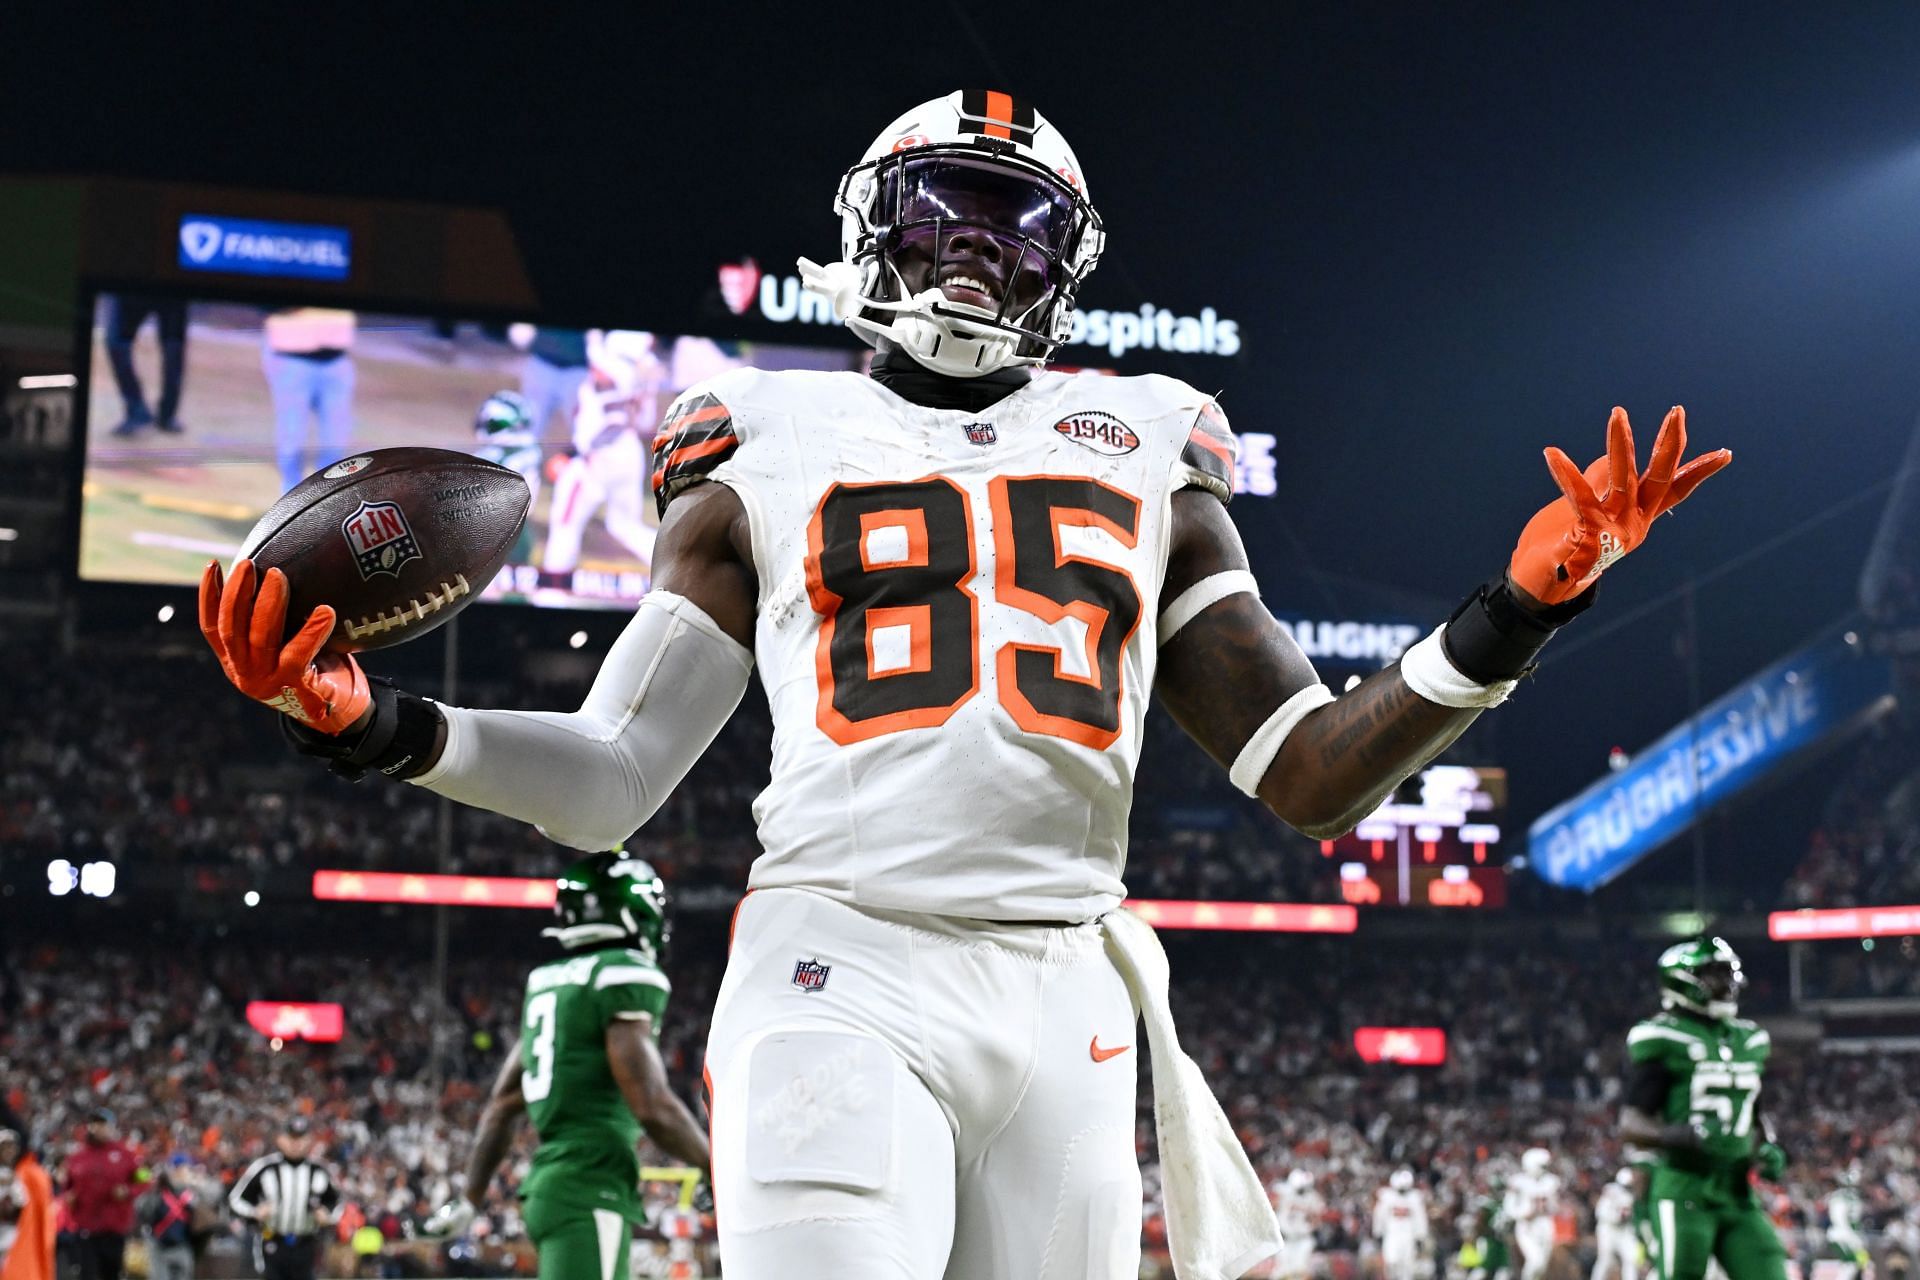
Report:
410,591,753,850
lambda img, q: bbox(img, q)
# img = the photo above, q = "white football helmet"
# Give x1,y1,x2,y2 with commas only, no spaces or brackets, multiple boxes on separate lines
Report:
1390,1168,1415,1191
1522,1148,1552,1174
1615,1168,1636,1187
1287,1169,1314,1191
800,89,1105,378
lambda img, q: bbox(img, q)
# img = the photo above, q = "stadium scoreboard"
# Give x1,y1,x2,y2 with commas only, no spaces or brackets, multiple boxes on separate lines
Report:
1322,765,1509,908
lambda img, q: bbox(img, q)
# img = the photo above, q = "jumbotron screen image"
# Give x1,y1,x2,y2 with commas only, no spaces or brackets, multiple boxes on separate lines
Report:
77,294,863,608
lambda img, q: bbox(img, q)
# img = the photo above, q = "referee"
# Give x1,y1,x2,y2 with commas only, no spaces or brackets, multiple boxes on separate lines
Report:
227,1119,338,1280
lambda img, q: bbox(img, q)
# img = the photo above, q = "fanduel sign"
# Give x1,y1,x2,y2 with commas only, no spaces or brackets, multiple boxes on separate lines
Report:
719,258,1240,358
1530,635,1890,891
178,214,351,281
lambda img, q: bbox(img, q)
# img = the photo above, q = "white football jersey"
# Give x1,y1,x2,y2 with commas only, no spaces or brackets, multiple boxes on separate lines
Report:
1595,1182,1634,1227
1505,1172,1561,1222
1276,1185,1324,1239
1374,1188,1429,1243
652,366,1239,921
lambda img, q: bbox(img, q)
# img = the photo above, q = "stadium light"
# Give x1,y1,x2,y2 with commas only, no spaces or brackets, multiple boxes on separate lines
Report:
16,374,76,390
157,604,175,623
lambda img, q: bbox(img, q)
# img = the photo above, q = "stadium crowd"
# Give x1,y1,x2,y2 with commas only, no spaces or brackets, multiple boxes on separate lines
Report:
3,928,1916,1279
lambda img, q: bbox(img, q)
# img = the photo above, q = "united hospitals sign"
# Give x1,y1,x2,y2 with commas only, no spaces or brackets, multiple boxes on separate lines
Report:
718,258,1242,359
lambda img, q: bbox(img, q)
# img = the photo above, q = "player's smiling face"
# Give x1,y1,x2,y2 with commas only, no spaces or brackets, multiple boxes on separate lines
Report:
893,223,1051,318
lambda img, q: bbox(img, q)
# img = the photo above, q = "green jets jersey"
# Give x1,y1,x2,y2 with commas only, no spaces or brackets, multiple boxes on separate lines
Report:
517,947,671,1222
1626,1011,1772,1171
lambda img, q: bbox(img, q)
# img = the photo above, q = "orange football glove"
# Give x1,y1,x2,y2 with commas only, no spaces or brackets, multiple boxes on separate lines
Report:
1508,405,1731,606
198,558,371,734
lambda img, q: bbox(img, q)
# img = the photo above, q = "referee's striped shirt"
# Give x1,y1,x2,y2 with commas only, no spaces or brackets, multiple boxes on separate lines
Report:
228,1154,339,1238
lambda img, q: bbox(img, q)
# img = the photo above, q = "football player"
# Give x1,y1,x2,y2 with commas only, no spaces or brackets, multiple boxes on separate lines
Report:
1821,1171,1871,1280
1619,939,1788,1280
472,390,543,574
421,853,710,1280
1465,1176,1515,1280
538,330,664,592
1593,1169,1641,1280
1375,1169,1430,1280
1506,1148,1561,1280
201,89,1731,1280
1273,1169,1324,1280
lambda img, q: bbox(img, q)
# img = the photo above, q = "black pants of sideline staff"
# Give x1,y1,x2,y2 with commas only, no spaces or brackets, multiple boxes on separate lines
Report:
259,1234,318,1280
69,1231,127,1280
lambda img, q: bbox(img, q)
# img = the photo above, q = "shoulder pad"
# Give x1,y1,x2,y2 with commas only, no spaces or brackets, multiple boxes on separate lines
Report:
1178,398,1237,502
652,387,741,518
590,951,670,993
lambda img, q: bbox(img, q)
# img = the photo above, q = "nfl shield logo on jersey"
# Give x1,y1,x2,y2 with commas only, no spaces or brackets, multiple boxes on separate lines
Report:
341,500,422,580
791,958,831,993
962,421,997,446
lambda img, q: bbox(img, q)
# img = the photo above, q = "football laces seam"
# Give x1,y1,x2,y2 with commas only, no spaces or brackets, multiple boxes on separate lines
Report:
341,573,472,641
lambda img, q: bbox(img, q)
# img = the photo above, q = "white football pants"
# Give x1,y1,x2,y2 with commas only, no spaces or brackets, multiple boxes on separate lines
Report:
1516,1218,1557,1280
1592,1223,1639,1280
1382,1236,1424,1280
541,431,654,573
705,888,1142,1280
1278,1237,1317,1279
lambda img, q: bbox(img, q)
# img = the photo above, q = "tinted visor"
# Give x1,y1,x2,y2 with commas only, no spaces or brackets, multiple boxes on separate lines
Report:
882,154,1082,262
1696,960,1745,1002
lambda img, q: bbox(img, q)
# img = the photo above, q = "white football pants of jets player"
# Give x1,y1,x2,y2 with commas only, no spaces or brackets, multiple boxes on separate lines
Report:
706,888,1142,1280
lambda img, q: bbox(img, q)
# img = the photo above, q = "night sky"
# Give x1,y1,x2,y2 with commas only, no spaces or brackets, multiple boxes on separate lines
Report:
14,6,1920,891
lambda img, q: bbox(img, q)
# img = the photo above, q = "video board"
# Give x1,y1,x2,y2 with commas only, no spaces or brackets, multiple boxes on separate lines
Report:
78,295,860,608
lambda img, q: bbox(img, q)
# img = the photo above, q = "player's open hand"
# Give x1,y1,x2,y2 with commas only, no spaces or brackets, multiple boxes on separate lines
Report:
1508,405,1731,607
199,558,371,734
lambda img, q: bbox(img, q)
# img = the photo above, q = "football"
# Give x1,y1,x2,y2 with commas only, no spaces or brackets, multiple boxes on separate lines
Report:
235,447,531,652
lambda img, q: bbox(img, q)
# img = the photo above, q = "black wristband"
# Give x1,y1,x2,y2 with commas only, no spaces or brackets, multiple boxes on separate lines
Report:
1439,576,1597,684
280,678,443,782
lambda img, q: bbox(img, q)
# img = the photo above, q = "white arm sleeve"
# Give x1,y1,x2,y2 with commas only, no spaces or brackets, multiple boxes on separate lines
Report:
408,590,753,851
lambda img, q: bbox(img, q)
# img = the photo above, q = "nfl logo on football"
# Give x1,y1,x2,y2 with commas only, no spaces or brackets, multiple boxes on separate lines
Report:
963,421,996,446
791,958,831,993
341,500,422,580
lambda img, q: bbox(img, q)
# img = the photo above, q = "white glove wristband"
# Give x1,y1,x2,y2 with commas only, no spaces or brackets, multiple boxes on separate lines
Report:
1398,624,1519,709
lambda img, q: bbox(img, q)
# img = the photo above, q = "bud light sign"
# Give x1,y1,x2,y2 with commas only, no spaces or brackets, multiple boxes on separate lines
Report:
1530,635,1890,891
178,214,351,281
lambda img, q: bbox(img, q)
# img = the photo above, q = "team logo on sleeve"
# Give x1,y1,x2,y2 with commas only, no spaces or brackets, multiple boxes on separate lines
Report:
791,958,831,993
341,500,422,580
1053,411,1139,456
962,421,997,446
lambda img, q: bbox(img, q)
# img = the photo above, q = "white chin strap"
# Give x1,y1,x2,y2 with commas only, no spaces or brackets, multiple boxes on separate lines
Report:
799,256,1042,379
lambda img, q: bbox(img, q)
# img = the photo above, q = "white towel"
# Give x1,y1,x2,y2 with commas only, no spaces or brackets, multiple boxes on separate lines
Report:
1103,907,1283,1280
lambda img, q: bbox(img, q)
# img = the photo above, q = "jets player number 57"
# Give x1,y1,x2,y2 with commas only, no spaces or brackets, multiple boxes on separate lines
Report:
202,89,1733,1280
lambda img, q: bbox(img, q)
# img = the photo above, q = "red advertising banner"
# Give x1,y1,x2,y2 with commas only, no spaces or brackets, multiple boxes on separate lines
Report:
245,1001,345,1043
313,870,558,909
1353,1026,1447,1065
1122,900,1358,934
1768,905,1920,941
311,872,1355,933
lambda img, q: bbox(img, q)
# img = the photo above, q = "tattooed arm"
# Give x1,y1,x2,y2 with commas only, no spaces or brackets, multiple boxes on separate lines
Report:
1155,490,1483,839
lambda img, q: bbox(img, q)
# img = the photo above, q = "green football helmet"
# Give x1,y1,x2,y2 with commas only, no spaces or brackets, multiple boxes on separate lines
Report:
544,850,669,958
1658,936,1746,1020
475,390,535,445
